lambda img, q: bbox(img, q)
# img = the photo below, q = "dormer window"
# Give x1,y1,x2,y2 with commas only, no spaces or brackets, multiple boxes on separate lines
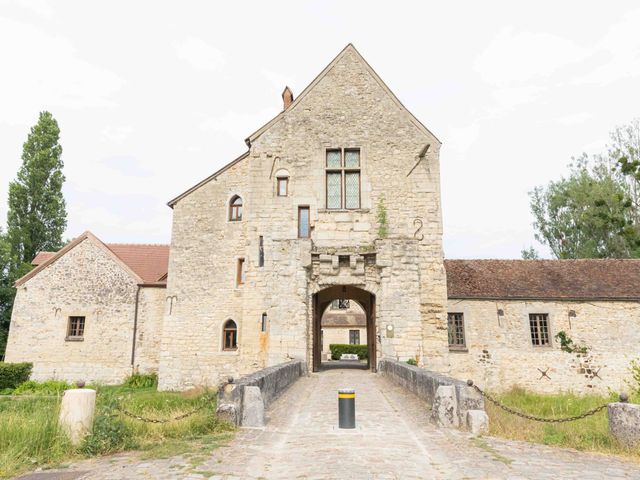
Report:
229,195,243,221
326,148,360,209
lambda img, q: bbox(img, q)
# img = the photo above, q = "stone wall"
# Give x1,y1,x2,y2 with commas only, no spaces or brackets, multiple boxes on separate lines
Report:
158,46,448,390
216,359,306,425
378,359,483,427
4,237,164,384
445,299,640,394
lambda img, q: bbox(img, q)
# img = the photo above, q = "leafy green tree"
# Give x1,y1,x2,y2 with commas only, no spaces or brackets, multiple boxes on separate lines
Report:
0,230,12,356
521,246,540,259
611,118,640,214
529,156,640,259
1,112,67,356
7,111,67,268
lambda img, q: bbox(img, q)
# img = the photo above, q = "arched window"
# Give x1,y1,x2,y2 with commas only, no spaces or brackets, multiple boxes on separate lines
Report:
229,195,243,221
223,319,238,350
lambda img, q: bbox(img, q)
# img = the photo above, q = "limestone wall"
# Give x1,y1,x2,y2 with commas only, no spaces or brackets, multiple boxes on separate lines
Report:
158,46,448,390
446,299,640,394
4,238,164,384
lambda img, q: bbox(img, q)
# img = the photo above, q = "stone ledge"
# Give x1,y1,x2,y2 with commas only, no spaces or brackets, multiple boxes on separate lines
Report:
216,359,306,426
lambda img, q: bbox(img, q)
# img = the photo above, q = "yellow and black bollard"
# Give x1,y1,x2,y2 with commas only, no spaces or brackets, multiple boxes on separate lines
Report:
338,388,356,429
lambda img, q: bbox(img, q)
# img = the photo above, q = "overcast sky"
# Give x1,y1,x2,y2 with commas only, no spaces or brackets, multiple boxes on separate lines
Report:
1,1,640,259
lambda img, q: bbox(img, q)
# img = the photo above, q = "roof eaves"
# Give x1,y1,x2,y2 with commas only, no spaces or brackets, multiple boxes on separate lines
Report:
448,295,640,302
14,232,92,287
167,150,250,208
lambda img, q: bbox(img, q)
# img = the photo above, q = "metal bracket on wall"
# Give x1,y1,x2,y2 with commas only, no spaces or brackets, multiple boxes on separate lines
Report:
537,367,551,380
406,144,430,177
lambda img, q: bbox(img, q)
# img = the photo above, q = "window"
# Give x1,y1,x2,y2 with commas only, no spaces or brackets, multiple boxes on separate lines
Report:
236,258,246,286
229,195,243,221
261,313,268,332
447,313,465,349
529,313,550,346
66,316,85,340
349,329,360,345
331,299,350,310
325,148,361,209
277,177,288,196
258,236,264,267
298,206,310,238
223,319,238,350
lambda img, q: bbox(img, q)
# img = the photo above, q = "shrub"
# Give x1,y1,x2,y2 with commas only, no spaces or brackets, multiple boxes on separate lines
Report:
81,392,134,456
0,362,32,390
627,359,640,395
329,344,368,360
13,380,72,396
406,358,417,366
123,373,158,389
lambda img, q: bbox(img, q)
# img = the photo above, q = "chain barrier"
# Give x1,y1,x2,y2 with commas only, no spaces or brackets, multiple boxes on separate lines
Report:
467,380,608,423
115,396,214,424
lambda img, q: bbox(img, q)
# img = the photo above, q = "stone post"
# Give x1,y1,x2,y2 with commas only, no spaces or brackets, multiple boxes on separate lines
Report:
58,388,96,445
608,396,640,449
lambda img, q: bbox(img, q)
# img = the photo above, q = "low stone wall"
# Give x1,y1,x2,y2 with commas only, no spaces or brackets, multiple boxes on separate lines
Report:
378,359,486,431
216,359,306,426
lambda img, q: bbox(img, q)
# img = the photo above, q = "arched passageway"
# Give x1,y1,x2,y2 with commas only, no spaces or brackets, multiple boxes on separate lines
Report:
312,285,376,372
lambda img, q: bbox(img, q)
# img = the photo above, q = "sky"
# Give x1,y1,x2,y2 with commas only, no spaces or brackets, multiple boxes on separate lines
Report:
1,1,640,259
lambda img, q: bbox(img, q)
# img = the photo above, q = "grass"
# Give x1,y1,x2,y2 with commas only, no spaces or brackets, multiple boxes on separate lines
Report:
485,387,640,459
0,378,234,479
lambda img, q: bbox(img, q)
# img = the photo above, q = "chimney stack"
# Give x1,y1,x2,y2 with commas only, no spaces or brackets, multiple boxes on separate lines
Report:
282,86,294,110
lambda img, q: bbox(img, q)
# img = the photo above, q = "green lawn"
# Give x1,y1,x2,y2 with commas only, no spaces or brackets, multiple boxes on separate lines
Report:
0,379,234,479
485,387,640,458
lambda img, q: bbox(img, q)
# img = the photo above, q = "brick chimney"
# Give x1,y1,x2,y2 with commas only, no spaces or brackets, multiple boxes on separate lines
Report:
282,86,294,110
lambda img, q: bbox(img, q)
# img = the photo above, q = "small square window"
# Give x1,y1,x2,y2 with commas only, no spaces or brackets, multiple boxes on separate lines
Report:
529,314,550,346
66,316,85,340
349,329,360,345
277,177,288,196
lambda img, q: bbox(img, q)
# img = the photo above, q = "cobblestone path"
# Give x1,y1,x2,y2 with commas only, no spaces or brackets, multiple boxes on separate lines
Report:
38,369,640,479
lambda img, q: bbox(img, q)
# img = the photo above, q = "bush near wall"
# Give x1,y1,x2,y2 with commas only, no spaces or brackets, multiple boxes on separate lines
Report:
0,362,33,390
330,344,368,360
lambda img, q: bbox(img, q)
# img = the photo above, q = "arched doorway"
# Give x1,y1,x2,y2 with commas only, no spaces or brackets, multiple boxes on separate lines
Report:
312,285,376,372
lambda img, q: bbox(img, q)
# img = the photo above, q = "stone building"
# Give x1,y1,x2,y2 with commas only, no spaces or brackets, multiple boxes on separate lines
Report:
5,44,640,395
321,300,367,358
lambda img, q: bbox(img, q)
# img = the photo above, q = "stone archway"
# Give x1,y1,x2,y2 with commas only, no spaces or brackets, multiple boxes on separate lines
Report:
312,285,376,372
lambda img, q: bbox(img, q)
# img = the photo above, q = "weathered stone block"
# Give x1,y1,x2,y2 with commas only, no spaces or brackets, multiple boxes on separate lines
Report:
432,385,459,428
59,388,96,445
466,409,489,435
241,386,265,427
608,402,640,448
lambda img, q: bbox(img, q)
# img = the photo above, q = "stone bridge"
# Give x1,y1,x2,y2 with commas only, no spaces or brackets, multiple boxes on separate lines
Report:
29,367,640,479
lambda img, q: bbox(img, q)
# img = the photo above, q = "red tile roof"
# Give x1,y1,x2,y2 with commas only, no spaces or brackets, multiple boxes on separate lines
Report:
106,244,170,283
322,312,366,327
32,251,56,266
445,259,640,300
28,240,169,285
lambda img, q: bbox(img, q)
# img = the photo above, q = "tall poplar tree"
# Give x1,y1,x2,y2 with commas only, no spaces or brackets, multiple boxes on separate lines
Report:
1,111,67,355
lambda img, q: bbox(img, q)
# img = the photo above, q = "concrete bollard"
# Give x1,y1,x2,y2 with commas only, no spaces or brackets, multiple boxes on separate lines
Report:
58,388,96,445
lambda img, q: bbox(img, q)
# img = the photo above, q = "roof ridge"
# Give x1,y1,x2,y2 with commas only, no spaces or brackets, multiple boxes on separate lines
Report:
107,243,170,247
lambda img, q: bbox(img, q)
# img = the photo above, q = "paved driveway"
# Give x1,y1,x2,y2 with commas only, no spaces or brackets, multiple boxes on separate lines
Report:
33,369,640,479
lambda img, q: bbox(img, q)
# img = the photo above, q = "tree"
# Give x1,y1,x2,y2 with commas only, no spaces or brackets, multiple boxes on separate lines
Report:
611,118,640,215
0,230,12,356
529,156,640,259
1,111,67,356
7,111,67,268
521,246,540,259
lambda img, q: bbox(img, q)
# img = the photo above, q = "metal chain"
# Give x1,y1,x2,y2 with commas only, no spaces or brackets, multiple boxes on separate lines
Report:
115,397,213,424
470,383,607,423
